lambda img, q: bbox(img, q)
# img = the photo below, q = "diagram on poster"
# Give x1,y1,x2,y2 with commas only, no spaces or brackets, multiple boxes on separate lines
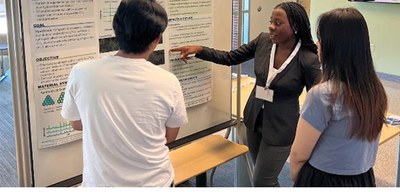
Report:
98,0,120,39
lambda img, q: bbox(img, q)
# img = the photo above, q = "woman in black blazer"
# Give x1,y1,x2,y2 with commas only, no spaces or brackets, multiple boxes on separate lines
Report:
171,2,321,187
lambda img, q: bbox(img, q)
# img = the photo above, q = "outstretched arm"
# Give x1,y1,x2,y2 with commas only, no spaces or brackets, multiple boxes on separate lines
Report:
170,46,203,64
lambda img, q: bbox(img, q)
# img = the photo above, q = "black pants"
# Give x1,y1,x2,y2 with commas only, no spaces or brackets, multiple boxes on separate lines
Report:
246,110,291,187
294,162,376,187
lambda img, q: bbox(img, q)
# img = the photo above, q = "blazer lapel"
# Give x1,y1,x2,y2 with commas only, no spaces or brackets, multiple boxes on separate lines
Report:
269,53,299,88
255,44,272,87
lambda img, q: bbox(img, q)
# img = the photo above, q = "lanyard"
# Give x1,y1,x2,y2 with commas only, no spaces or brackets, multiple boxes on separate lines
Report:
266,41,301,88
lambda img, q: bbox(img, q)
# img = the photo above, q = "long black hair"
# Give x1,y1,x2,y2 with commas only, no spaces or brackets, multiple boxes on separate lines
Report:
317,8,387,141
275,2,317,54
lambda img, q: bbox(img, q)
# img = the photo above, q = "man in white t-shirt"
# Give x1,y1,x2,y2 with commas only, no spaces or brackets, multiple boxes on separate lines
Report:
61,0,188,187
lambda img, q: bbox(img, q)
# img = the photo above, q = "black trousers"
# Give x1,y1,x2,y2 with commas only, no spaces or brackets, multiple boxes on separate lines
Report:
246,110,291,187
294,162,376,187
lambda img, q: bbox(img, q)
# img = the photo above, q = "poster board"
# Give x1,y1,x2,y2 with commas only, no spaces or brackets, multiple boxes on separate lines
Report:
20,0,232,186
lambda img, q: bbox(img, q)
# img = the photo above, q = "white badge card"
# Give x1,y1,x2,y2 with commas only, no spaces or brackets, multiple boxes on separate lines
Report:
255,85,274,102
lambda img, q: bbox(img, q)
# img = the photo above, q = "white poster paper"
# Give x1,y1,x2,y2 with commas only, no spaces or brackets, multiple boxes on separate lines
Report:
29,0,214,148
29,0,99,148
169,0,214,107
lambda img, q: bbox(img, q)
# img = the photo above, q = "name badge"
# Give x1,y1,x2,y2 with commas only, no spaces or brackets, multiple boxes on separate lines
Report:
255,85,274,102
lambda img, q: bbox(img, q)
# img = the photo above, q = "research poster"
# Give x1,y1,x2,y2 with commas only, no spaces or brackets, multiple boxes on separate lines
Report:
29,0,98,148
168,0,213,107
28,0,214,148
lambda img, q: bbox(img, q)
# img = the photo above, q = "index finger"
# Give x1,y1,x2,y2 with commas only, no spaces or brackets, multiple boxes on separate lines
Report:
170,47,183,52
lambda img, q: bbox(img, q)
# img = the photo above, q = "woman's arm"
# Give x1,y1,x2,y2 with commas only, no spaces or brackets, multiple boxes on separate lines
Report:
170,46,203,64
290,117,321,182
170,32,267,66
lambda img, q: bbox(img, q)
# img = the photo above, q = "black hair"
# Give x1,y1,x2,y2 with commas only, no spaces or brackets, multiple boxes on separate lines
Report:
317,8,387,141
113,0,168,54
275,2,317,54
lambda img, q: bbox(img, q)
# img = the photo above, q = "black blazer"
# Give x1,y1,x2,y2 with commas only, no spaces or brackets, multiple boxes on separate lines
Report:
197,32,321,146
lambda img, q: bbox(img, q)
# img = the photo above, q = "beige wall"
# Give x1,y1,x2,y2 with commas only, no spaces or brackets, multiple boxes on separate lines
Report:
298,0,311,15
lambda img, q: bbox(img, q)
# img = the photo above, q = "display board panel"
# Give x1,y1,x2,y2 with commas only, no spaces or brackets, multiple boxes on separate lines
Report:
20,0,232,186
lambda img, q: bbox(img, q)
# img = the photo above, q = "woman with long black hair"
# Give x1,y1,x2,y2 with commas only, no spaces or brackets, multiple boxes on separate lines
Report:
290,7,388,187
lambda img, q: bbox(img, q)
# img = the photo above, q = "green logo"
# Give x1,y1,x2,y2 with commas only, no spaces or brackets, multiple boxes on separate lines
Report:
42,95,55,106
57,92,65,104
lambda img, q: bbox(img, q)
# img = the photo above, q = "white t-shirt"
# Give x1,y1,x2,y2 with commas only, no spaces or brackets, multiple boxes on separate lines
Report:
61,56,188,187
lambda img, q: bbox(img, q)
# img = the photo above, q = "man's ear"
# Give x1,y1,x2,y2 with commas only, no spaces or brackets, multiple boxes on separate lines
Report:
154,33,162,44
148,34,162,52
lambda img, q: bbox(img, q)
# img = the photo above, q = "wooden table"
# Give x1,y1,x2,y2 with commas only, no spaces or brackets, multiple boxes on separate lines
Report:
381,115,400,187
169,135,248,186
232,77,400,144
379,121,400,145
